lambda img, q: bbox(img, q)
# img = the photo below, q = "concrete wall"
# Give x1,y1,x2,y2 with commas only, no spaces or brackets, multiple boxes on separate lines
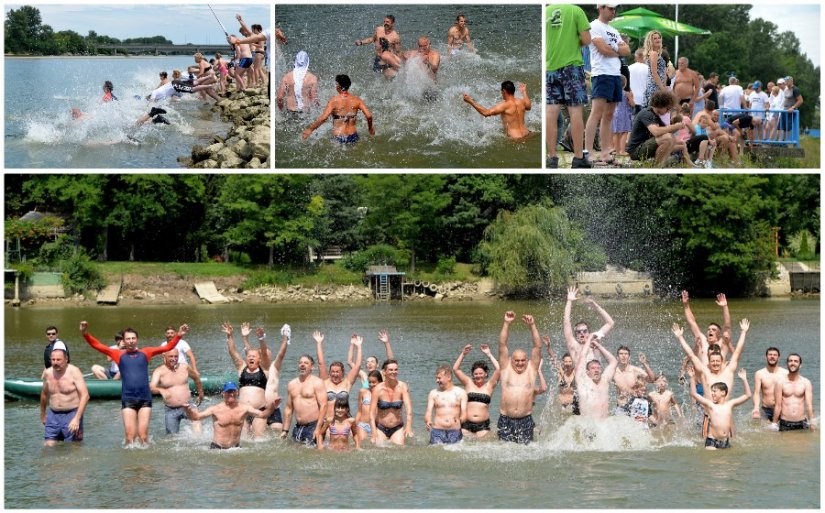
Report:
575,267,653,296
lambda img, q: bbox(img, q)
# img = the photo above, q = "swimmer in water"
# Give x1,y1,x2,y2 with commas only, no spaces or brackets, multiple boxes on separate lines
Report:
70,108,87,121
355,15,402,73
317,397,360,450
463,81,532,139
447,14,475,55
102,81,118,102
376,38,403,80
303,74,374,144
403,37,441,81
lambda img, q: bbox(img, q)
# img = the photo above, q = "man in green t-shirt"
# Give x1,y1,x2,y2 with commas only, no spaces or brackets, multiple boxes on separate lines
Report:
546,4,591,168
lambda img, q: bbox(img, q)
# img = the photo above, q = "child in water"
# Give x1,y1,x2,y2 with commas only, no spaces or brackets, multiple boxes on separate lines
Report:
317,398,360,450
102,81,118,102
648,375,682,427
688,366,752,450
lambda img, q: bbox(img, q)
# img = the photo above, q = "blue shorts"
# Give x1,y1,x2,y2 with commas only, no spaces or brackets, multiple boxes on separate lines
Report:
267,407,283,426
430,428,463,445
497,414,534,445
546,65,588,107
292,421,318,446
591,75,623,103
357,421,372,435
334,133,359,145
239,57,254,69
44,408,84,442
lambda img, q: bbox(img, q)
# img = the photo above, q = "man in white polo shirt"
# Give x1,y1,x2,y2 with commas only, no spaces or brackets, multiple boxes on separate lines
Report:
584,3,629,166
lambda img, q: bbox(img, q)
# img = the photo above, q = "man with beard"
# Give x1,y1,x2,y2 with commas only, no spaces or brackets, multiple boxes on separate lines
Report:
280,354,327,446
771,354,815,432
355,15,401,73
751,347,788,421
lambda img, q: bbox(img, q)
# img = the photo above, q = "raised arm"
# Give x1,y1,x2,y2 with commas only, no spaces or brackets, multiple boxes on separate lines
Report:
687,366,713,409
672,323,704,372
729,368,752,407
637,353,656,383
453,344,473,386
592,337,618,381
727,319,749,369
498,311,515,366
584,295,615,339
377,329,395,361
274,324,290,372
535,359,548,396
681,290,704,340
223,322,244,370
345,335,363,386
716,293,732,346
241,322,253,352
751,370,764,418
523,314,542,369
257,327,272,371
144,325,186,359
542,335,557,362
518,83,531,111
314,330,328,380
79,321,120,361
563,286,579,354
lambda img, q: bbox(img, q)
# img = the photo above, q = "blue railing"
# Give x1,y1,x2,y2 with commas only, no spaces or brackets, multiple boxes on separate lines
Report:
719,108,800,148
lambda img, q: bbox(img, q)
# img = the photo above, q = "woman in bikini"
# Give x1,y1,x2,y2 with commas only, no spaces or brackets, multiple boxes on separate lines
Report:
453,343,501,439
303,74,375,144
317,398,359,450
355,370,382,443
369,359,413,445
222,322,271,438
315,331,362,423
544,335,579,415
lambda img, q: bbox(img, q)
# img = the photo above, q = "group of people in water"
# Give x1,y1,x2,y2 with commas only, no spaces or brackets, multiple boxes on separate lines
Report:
38,287,815,451
277,13,534,144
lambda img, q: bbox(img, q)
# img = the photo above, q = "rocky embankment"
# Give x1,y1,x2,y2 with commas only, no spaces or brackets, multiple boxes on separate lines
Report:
180,87,270,169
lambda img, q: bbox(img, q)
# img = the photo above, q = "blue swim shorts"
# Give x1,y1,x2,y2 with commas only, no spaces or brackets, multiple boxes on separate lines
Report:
546,65,588,106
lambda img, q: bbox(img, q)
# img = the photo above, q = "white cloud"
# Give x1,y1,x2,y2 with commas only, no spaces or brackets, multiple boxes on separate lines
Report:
749,4,820,67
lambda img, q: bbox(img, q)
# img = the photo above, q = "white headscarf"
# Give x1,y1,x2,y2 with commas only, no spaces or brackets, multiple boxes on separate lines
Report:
293,51,309,110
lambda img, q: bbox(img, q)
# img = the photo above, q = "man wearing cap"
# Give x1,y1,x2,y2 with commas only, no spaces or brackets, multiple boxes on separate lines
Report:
43,326,69,368
545,3,592,168
584,3,630,166
278,50,318,115
40,342,89,445
747,81,769,140
81,320,188,446
779,76,803,142
186,382,280,449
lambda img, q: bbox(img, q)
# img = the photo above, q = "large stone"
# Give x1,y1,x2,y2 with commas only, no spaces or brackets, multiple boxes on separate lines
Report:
220,156,246,168
232,139,252,159
215,147,239,164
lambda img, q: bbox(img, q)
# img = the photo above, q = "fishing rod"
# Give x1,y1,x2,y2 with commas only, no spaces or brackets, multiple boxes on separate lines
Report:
208,4,230,37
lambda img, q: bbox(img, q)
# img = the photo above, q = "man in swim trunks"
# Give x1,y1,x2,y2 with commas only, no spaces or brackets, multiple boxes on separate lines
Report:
43,325,69,368
278,50,318,114
672,57,700,113
771,353,815,432
463,81,531,139
81,320,188,445
150,349,204,435
751,347,788,420
40,343,89,446
496,311,542,444
355,15,401,72
281,354,327,446
425,365,467,445
562,286,616,364
447,14,474,55
185,382,279,449
575,337,618,419
681,290,733,362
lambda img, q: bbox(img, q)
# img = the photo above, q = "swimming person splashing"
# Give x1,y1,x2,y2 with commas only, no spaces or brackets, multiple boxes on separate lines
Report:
302,74,374,144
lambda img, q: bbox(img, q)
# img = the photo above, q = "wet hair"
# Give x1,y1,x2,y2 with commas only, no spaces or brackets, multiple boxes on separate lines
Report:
649,90,674,109
300,354,315,365
333,397,350,415
385,14,395,23
586,359,602,371
765,347,780,356
159,71,168,79
367,370,383,383
616,345,630,355
708,322,722,332
456,14,466,22
710,382,728,395
787,353,801,364
708,343,722,354
436,364,452,376
471,361,489,374
501,81,515,95
330,361,345,372
123,328,138,338
336,74,351,91
103,80,114,92
382,358,398,370
379,37,390,52
251,24,262,32
562,352,572,360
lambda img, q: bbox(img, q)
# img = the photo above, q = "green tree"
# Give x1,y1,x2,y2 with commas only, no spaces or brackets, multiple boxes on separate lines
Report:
4,5,43,53
478,201,606,297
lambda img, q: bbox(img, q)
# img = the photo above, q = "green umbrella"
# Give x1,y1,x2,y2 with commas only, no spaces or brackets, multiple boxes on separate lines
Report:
610,12,711,40
617,7,666,18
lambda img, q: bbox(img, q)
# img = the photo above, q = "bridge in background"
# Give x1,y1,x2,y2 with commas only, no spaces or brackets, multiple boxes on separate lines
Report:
97,43,233,55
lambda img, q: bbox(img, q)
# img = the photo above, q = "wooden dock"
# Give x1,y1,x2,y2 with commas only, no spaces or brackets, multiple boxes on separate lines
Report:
96,282,122,305
194,282,229,304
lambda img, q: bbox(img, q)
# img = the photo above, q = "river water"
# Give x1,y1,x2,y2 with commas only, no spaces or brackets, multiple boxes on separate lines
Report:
4,298,819,508
274,5,542,168
4,57,233,168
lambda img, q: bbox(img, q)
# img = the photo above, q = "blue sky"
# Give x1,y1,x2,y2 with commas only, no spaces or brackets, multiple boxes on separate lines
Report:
5,4,270,46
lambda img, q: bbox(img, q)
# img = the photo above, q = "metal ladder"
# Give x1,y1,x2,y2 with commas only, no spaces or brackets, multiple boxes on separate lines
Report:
377,274,390,300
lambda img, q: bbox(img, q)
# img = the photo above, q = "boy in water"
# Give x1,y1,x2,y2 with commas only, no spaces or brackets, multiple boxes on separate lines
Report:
648,375,682,427
627,378,653,428
687,366,751,450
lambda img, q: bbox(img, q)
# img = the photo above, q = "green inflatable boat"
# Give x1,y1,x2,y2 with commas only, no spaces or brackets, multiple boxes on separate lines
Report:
4,373,235,401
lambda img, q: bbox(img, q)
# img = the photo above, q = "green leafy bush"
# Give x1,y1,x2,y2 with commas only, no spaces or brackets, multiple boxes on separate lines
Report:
342,244,410,273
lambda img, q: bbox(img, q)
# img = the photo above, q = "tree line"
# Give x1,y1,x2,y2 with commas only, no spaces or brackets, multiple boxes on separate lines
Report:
4,174,819,297
5,6,173,55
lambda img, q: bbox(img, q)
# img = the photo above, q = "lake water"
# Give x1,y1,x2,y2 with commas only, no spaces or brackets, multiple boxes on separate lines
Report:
4,298,819,508
274,4,542,168
4,57,233,168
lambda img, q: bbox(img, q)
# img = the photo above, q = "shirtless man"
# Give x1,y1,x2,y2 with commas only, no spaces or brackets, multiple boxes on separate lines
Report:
447,14,474,55
277,50,318,114
612,346,655,415
425,365,468,445
688,366,751,449
150,350,204,435
160,325,199,375
497,311,542,444
40,344,89,446
233,27,255,92
185,382,279,449
751,346,788,421
403,37,441,81
672,57,700,112
463,81,532,139
648,375,682,427
563,286,616,364
575,337,618,419
280,354,327,446
771,354,815,432
681,290,733,362
673,320,748,398
355,15,401,72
